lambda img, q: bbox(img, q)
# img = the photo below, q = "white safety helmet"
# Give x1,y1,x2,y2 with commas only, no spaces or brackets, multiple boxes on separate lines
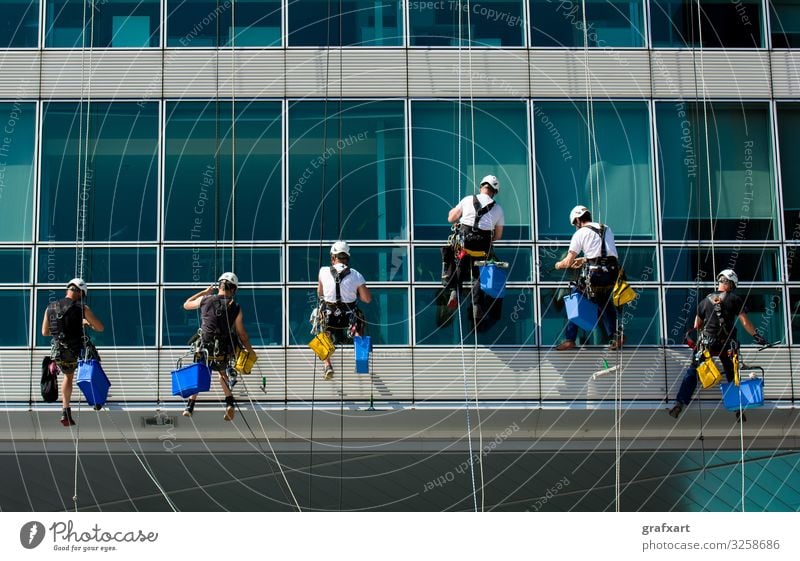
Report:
330,241,350,257
717,269,738,288
480,175,500,192
218,272,239,288
569,205,590,226
66,278,88,294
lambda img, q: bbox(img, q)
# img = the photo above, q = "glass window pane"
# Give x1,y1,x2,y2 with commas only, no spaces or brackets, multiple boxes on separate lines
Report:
164,101,282,242
288,0,402,46
39,102,159,243
535,101,653,240
412,100,530,241
540,287,660,346
162,289,202,347
167,0,281,47
0,290,29,346
771,0,800,47
163,288,280,347
657,102,777,241
0,102,35,241
538,245,658,282
530,0,645,47
414,287,535,345
414,246,533,283
289,246,407,283
0,249,31,283
665,287,783,345
46,0,160,48
790,288,800,344
288,101,406,241
789,244,800,282
37,247,157,284
289,287,407,345
662,247,780,283
650,0,763,48
777,104,800,239
37,289,156,347
163,247,281,283
0,0,38,47
409,0,524,46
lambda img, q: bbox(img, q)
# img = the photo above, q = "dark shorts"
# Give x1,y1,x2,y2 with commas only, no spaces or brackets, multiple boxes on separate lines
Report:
322,304,364,345
195,342,234,372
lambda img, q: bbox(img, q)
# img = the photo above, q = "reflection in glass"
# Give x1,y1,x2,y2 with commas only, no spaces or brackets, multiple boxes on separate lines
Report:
409,0,524,46
167,0,281,46
412,101,530,241
288,0,402,46
530,0,645,47
650,0,762,48
46,0,160,47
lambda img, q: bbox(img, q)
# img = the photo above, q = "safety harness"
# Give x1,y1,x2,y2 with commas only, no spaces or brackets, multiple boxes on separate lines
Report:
319,265,362,338
581,224,619,295
196,295,241,363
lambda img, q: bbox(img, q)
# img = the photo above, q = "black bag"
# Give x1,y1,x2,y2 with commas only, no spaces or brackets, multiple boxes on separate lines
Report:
585,225,619,289
41,357,59,403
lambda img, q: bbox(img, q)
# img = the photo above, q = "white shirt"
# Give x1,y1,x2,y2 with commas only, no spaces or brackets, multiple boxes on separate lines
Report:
458,193,505,230
568,222,619,259
319,263,366,304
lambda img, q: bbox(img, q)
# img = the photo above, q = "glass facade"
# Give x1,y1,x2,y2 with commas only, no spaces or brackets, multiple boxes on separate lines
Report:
1,0,38,48
46,0,160,48
530,0,645,47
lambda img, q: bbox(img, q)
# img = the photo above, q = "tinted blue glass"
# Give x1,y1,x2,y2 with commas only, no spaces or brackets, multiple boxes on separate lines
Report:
0,249,31,283
541,287,659,346
164,101,282,242
657,102,776,241
289,246,407,283
535,101,653,240
46,0,160,48
650,0,763,47
414,287,535,345
414,247,533,283
412,101,531,241
790,289,800,344
163,247,281,283
39,102,159,243
409,0,524,46
530,0,645,47
662,248,780,283
538,246,658,282
36,289,156,347
771,0,800,47
0,290,29,346
234,289,282,345
167,0,281,47
162,289,202,347
288,0,402,46
1,0,38,47
777,104,800,240
288,287,408,345
288,101,406,241
37,248,157,284
0,102,35,241
665,288,784,345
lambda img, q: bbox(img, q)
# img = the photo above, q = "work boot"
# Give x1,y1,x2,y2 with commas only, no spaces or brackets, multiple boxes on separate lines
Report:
735,410,747,423
60,408,75,427
223,395,235,421
668,403,682,419
556,340,576,351
182,399,195,418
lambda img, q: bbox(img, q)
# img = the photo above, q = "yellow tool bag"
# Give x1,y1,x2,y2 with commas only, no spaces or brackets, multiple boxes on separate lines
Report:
612,269,637,307
234,348,258,374
696,350,722,389
308,332,335,361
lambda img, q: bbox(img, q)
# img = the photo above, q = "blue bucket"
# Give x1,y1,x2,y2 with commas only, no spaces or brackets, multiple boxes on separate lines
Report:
76,359,111,407
354,336,372,374
171,362,212,398
563,292,599,332
720,378,764,411
480,263,507,299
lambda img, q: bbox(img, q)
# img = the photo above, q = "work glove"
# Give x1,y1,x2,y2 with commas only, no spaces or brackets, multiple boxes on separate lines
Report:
752,332,768,346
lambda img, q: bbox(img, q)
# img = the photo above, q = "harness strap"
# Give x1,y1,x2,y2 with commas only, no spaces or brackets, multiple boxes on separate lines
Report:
584,224,608,259
330,265,351,303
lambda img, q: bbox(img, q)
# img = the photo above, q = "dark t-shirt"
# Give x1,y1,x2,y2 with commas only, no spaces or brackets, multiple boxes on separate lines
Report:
200,295,241,353
697,291,747,340
47,297,85,350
